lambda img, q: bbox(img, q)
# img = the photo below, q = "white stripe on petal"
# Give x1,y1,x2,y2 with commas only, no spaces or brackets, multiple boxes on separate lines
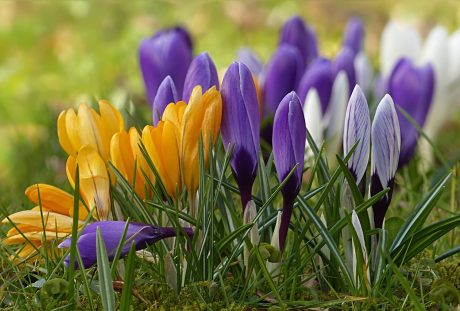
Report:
371,94,401,188
343,85,370,184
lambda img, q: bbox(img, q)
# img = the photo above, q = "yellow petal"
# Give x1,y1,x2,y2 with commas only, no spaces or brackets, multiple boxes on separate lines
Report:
7,224,43,236
57,110,76,156
2,210,81,232
14,242,41,261
3,231,70,245
161,120,181,197
110,131,131,180
76,145,110,220
77,104,107,160
128,128,149,199
142,125,170,192
99,99,125,135
25,184,74,216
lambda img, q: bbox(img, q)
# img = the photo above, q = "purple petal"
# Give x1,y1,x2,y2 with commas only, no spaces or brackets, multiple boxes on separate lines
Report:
272,91,306,201
387,58,435,167
153,76,178,125
343,85,371,185
371,95,400,229
279,16,319,68
221,62,260,209
139,27,193,104
298,58,334,113
343,17,364,56
59,221,193,269
263,45,303,117
182,52,219,102
237,47,264,78
333,48,356,95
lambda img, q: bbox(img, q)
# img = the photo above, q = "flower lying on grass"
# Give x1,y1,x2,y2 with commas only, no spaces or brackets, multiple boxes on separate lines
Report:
59,221,193,269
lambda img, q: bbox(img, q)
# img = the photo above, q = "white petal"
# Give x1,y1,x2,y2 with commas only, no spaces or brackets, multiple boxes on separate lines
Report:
380,21,422,77
448,29,460,85
325,71,349,156
371,94,401,188
343,85,371,184
354,52,373,96
303,88,323,154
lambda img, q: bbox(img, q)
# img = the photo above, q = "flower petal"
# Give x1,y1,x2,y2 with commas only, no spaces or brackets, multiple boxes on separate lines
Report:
152,76,178,126
342,85,371,184
182,52,219,102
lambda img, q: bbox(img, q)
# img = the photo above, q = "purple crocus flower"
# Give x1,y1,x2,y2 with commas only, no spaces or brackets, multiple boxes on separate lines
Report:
221,62,260,210
333,48,356,95
370,95,401,229
237,47,264,78
297,58,334,113
343,85,371,190
263,44,303,118
59,221,193,269
182,52,219,102
387,58,435,167
272,91,306,251
153,76,178,125
343,17,364,56
279,16,319,68
139,26,193,104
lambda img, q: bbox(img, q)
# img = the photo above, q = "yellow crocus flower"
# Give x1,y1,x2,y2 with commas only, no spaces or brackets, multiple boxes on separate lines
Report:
110,127,153,199
181,85,222,194
57,99,124,161
66,145,111,220
2,145,110,261
1,184,87,261
141,86,222,199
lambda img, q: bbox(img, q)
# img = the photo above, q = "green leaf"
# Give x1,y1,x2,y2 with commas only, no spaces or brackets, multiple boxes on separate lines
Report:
96,228,116,311
120,242,137,311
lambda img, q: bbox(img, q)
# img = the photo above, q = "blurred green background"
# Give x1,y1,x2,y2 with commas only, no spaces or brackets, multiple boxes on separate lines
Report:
1,0,460,210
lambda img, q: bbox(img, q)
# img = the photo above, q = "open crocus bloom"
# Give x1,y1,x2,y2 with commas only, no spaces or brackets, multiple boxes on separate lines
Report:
2,184,87,261
2,145,110,261
57,100,124,163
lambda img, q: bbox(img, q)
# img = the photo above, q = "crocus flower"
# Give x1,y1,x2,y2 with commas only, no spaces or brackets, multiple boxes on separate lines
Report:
142,102,185,198
272,91,306,251
182,52,219,102
221,62,260,209
237,47,264,78
139,26,193,103
343,85,371,187
343,17,364,56
181,85,222,195
152,76,178,126
387,58,434,167
66,146,111,220
57,100,124,162
279,16,318,68
298,58,334,113
143,86,222,199
263,45,303,118
370,94,401,229
332,48,356,96
1,147,108,261
110,127,153,199
59,221,193,269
